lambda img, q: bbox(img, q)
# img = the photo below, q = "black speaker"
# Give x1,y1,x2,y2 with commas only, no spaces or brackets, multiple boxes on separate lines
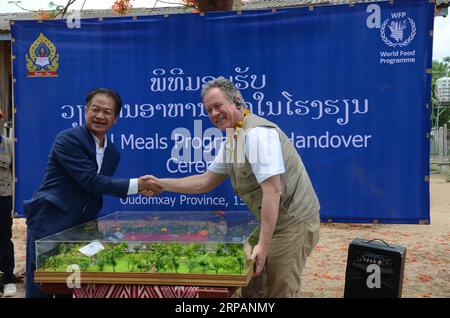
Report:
344,238,406,298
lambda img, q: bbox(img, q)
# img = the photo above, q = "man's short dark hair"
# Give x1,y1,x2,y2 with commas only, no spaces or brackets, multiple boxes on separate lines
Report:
85,88,122,116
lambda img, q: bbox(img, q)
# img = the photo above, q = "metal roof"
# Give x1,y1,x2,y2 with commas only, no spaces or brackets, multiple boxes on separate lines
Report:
242,0,388,9
0,0,401,32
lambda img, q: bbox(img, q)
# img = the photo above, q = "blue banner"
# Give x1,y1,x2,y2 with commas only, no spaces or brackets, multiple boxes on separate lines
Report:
12,0,433,223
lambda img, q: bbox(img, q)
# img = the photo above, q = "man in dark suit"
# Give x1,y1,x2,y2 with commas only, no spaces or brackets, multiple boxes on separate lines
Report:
23,88,163,298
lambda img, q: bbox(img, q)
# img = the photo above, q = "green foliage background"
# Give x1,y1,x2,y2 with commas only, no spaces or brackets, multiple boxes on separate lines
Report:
432,57,450,127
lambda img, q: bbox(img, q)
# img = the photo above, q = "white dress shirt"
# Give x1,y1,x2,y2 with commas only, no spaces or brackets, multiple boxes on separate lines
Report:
208,127,285,183
91,134,138,194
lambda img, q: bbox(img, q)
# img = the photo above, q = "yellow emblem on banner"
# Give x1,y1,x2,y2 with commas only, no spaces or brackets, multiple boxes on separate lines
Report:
26,33,59,77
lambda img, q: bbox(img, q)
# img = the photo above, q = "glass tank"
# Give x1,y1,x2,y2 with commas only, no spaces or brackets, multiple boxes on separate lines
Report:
34,211,259,286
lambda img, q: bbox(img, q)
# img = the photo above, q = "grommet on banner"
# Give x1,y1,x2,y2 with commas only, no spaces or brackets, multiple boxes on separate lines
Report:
38,20,43,23
419,220,428,225
429,30,433,37
424,176,430,182
309,6,314,11
11,38,15,43
272,8,276,13
98,17,103,21
164,14,169,18
373,219,379,224
426,103,429,109
13,78,16,83
132,16,137,20
349,1,354,7
327,218,332,223
200,12,205,16
10,21,15,25
426,132,430,139
426,68,432,74
12,55,15,60
236,10,242,15
389,0,394,4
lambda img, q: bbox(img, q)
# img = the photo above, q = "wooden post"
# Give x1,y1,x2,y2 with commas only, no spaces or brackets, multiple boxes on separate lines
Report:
442,124,450,159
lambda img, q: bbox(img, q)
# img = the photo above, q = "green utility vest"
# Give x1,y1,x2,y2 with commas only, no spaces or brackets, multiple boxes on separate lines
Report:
0,136,13,197
226,113,320,231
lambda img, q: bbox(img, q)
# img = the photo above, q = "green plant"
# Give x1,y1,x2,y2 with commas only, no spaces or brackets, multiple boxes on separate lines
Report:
185,243,202,258
169,256,180,273
186,258,197,273
222,257,238,273
96,255,106,272
41,238,251,275
210,258,222,274
46,255,62,271
58,243,68,255
198,255,211,273
127,255,139,272
170,243,183,257
227,244,241,257
236,255,245,274
104,248,119,272
135,261,147,272
215,243,226,256
444,168,450,182
154,256,167,272
79,259,91,271
430,164,439,174
431,58,450,127
141,251,153,271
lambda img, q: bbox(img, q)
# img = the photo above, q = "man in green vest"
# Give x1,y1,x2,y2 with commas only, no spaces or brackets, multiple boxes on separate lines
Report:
154,77,320,297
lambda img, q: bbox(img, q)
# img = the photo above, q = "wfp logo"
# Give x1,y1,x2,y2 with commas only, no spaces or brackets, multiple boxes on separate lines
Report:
380,13,416,48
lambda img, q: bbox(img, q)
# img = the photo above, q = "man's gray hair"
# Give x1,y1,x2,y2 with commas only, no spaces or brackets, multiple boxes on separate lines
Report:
201,77,246,109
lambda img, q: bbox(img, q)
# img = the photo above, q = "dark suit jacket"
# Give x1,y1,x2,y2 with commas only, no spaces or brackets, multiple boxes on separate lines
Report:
23,126,129,238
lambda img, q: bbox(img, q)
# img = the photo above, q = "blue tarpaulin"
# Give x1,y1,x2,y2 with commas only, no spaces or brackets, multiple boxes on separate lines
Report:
12,0,434,223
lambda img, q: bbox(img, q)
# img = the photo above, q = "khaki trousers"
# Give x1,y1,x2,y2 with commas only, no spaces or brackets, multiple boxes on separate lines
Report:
242,213,320,298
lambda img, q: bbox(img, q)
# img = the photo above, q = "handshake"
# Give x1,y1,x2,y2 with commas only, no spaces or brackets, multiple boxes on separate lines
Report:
138,175,164,196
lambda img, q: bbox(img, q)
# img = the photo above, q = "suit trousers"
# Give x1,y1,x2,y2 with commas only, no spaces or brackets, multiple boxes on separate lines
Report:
26,229,50,298
25,229,73,298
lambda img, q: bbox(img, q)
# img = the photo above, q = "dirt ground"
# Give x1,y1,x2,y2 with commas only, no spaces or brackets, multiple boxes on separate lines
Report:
300,173,450,298
7,174,450,298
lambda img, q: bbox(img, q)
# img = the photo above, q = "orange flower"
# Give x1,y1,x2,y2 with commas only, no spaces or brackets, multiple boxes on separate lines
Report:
160,227,168,232
182,1,198,8
112,0,133,16
419,275,433,283
37,9,54,20
181,1,201,13
198,230,209,236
